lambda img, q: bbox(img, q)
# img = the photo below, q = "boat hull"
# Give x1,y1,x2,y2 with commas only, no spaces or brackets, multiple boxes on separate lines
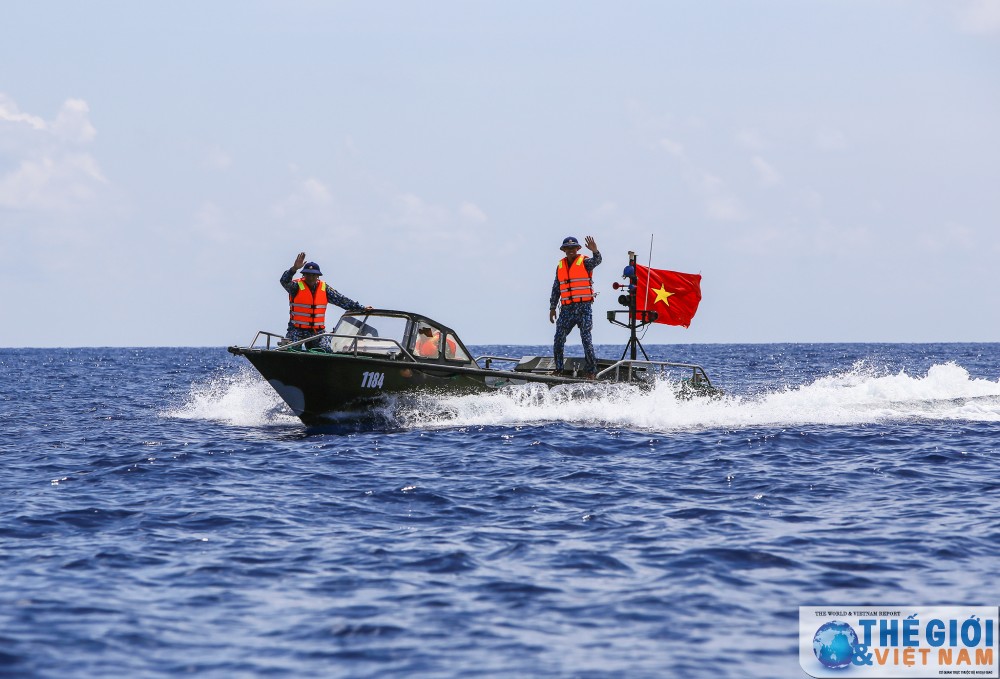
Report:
232,348,509,424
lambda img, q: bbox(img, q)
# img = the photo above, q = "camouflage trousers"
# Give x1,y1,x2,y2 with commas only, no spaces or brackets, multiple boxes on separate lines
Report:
553,302,596,374
285,326,331,351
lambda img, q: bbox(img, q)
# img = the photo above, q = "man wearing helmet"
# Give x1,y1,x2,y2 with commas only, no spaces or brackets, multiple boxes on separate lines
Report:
549,235,602,377
280,251,368,350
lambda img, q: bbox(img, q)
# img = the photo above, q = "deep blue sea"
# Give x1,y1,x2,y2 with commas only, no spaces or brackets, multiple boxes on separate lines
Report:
2,343,999,678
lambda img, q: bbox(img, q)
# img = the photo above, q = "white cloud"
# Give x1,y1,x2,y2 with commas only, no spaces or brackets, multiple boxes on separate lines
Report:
388,193,486,253
301,177,331,204
700,172,724,193
0,94,106,213
272,176,333,219
653,128,747,222
0,153,106,212
751,155,782,187
917,222,976,252
394,192,450,228
459,201,487,223
0,94,46,131
268,174,487,255
0,95,97,144
50,99,97,143
956,0,1000,34
268,176,362,249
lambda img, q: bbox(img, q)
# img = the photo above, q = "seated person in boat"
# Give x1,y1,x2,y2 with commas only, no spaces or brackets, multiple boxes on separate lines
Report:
414,325,458,359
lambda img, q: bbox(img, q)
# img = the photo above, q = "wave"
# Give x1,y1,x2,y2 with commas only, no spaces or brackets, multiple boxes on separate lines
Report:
167,362,1000,431
164,367,299,428
401,361,1000,430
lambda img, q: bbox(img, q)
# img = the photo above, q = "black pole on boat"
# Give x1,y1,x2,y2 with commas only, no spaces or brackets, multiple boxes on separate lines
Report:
627,251,638,360
608,250,650,362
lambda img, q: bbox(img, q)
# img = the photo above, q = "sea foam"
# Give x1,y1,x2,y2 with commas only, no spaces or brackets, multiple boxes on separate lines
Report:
165,367,298,427
167,361,1000,431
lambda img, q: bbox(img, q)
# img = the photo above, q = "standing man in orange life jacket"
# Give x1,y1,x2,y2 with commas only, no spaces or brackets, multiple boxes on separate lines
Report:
549,235,602,377
280,252,368,351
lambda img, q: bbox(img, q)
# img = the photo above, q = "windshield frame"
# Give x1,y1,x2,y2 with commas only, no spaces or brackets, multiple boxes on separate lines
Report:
330,309,473,365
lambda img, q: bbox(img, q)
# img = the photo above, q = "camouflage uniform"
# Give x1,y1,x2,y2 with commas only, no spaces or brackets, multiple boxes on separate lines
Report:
280,267,365,350
549,251,602,374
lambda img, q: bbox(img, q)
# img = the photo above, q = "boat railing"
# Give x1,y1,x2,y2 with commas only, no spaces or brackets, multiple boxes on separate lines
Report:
475,355,523,370
595,359,714,387
248,330,287,350
250,331,415,360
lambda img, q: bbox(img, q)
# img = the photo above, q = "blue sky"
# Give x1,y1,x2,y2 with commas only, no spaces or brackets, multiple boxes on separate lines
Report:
2,1,998,347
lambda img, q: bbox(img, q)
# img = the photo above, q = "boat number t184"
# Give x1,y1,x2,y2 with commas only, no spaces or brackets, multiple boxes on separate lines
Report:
361,371,385,389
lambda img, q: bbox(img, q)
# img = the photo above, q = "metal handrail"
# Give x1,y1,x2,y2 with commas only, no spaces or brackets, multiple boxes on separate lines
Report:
249,330,287,350
474,354,523,370
252,331,415,360
595,359,713,387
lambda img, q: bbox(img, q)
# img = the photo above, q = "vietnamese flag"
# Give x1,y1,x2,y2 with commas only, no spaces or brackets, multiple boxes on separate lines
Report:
634,264,702,328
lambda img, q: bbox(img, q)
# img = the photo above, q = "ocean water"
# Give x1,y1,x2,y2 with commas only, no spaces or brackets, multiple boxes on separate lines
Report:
1,343,999,678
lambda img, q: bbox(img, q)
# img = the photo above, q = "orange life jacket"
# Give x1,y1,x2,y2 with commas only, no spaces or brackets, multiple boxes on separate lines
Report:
414,330,459,359
557,255,594,305
289,279,328,330
414,333,439,358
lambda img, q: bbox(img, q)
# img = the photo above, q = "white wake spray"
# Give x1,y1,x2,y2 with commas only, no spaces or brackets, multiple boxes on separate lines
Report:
164,367,299,427
398,362,1000,430
166,362,1000,430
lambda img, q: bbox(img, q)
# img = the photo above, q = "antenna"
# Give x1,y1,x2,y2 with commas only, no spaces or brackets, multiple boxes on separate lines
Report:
644,234,653,313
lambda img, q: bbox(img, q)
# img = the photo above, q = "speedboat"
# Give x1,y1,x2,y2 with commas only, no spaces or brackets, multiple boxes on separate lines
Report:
228,308,719,425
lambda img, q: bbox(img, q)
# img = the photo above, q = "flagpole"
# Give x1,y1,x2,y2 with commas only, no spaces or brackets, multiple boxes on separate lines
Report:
645,234,653,317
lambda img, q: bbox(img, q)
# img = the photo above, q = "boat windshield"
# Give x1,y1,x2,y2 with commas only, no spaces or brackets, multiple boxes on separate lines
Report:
328,312,473,363
328,314,409,356
411,322,471,363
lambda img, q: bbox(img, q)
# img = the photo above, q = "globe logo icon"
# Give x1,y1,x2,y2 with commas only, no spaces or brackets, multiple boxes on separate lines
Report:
812,621,859,669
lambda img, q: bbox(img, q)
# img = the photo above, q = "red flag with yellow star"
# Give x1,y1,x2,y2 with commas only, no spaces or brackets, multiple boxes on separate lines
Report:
634,264,702,328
